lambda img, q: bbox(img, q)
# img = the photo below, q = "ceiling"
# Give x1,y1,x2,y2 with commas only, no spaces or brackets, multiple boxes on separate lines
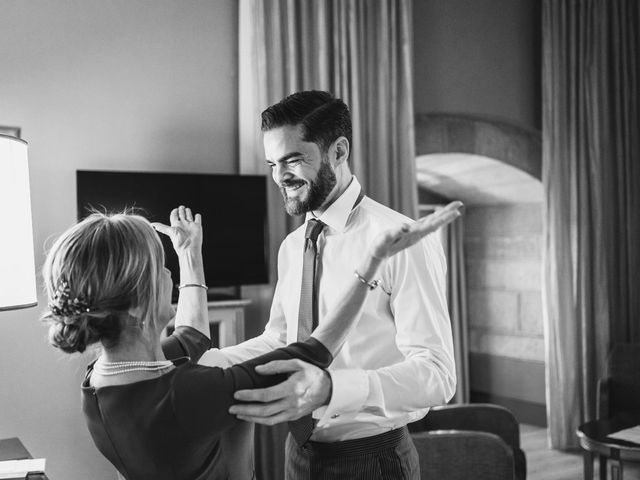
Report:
416,153,543,205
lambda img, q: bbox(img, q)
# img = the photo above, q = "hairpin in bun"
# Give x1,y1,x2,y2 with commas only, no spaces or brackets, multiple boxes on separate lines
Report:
48,279,91,318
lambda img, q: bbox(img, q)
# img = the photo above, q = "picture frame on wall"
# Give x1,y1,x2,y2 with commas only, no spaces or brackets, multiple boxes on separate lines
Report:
0,126,21,138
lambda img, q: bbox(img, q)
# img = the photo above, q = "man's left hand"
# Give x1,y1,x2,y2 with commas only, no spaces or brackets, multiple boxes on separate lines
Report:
229,359,332,425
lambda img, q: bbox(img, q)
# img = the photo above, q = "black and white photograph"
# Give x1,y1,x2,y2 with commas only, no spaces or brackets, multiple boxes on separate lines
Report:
1,1,638,479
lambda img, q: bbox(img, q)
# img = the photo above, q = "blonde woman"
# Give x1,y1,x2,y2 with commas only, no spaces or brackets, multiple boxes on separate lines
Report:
43,203,461,480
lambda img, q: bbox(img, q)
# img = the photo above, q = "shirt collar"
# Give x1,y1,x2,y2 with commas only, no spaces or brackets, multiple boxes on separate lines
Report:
306,176,362,233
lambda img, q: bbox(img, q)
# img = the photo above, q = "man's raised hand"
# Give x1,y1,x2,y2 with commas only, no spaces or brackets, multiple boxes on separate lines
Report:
370,201,463,260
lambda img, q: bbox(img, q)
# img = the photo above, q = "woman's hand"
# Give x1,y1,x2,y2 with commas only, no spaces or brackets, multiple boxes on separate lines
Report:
152,205,202,256
154,206,208,338
370,201,463,260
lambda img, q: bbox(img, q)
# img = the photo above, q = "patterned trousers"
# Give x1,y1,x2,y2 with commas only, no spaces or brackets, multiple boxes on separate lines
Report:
284,427,420,480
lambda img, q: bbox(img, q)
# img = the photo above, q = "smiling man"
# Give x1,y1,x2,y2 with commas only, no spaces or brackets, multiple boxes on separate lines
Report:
217,91,456,479
268,129,340,216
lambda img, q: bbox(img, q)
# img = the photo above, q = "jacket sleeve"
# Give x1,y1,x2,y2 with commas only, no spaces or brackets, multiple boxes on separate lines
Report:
174,338,332,436
161,326,211,362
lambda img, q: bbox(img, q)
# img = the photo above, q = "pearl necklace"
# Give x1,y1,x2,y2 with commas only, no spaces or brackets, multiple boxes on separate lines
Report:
93,358,174,376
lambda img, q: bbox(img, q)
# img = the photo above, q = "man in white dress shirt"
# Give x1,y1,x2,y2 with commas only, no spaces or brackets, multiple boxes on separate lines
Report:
222,91,456,479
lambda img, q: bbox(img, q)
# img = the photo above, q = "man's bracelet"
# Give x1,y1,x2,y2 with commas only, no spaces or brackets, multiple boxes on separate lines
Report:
177,283,208,290
354,270,379,290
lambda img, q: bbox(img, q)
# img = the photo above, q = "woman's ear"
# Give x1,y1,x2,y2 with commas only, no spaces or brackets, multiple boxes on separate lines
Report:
126,307,145,329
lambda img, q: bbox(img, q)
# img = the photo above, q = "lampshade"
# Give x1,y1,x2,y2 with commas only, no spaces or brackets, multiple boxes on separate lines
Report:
0,134,37,311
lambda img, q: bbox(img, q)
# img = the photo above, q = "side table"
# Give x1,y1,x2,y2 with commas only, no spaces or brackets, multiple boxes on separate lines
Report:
577,413,640,480
167,299,250,348
0,437,49,479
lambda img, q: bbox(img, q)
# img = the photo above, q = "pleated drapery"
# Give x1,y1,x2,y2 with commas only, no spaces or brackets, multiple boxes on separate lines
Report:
238,1,417,477
542,0,640,449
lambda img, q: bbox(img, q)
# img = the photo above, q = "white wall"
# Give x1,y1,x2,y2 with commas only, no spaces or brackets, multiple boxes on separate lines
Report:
0,2,238,479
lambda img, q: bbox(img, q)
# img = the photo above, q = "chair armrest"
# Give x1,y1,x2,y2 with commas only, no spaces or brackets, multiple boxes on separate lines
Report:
410,403,521,447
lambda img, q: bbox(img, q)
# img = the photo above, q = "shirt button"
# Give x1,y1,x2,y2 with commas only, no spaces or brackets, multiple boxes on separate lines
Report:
331,413,340,419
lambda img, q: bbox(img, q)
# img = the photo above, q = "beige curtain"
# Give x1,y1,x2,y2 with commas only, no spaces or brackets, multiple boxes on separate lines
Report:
239,1,417,477
542,0,640,449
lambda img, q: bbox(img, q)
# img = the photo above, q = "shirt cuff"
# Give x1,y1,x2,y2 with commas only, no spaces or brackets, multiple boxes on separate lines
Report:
316,369,368,427
198,348,234,368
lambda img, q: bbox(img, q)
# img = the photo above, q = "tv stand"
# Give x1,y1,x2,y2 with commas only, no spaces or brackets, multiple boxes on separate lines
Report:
207,298,251,347
167,298,251,348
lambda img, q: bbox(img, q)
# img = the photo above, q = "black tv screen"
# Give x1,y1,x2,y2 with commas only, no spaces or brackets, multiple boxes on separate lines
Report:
76,170,269,292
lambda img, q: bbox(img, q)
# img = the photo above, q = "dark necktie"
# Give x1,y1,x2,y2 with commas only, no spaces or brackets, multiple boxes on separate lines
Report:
289,218,326,446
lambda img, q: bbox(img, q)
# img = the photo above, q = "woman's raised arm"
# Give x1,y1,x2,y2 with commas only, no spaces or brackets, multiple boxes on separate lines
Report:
311,201,463,356
152,206,209,339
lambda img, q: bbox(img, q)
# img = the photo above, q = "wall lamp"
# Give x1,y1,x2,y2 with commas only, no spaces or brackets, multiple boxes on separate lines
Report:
0,133,37,311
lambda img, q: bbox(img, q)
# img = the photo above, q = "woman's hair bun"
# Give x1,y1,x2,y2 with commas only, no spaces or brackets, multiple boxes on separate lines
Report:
48,316,94,354
47,312,121,353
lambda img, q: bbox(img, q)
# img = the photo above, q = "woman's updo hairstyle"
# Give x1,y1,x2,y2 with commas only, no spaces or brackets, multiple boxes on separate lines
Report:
42,212,165,353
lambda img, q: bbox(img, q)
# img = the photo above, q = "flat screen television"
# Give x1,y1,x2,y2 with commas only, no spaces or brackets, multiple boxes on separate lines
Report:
76,170,269,297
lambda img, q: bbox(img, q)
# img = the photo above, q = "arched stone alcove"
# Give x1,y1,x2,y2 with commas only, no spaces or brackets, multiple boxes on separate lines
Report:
415,113,547,426
415,113,541,180
415,113,542,205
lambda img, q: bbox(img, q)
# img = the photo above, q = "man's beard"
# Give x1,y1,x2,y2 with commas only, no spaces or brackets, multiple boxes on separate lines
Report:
280,159,337,216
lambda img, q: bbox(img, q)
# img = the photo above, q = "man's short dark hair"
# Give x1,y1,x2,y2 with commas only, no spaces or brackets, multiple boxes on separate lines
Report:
261,90,352,160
